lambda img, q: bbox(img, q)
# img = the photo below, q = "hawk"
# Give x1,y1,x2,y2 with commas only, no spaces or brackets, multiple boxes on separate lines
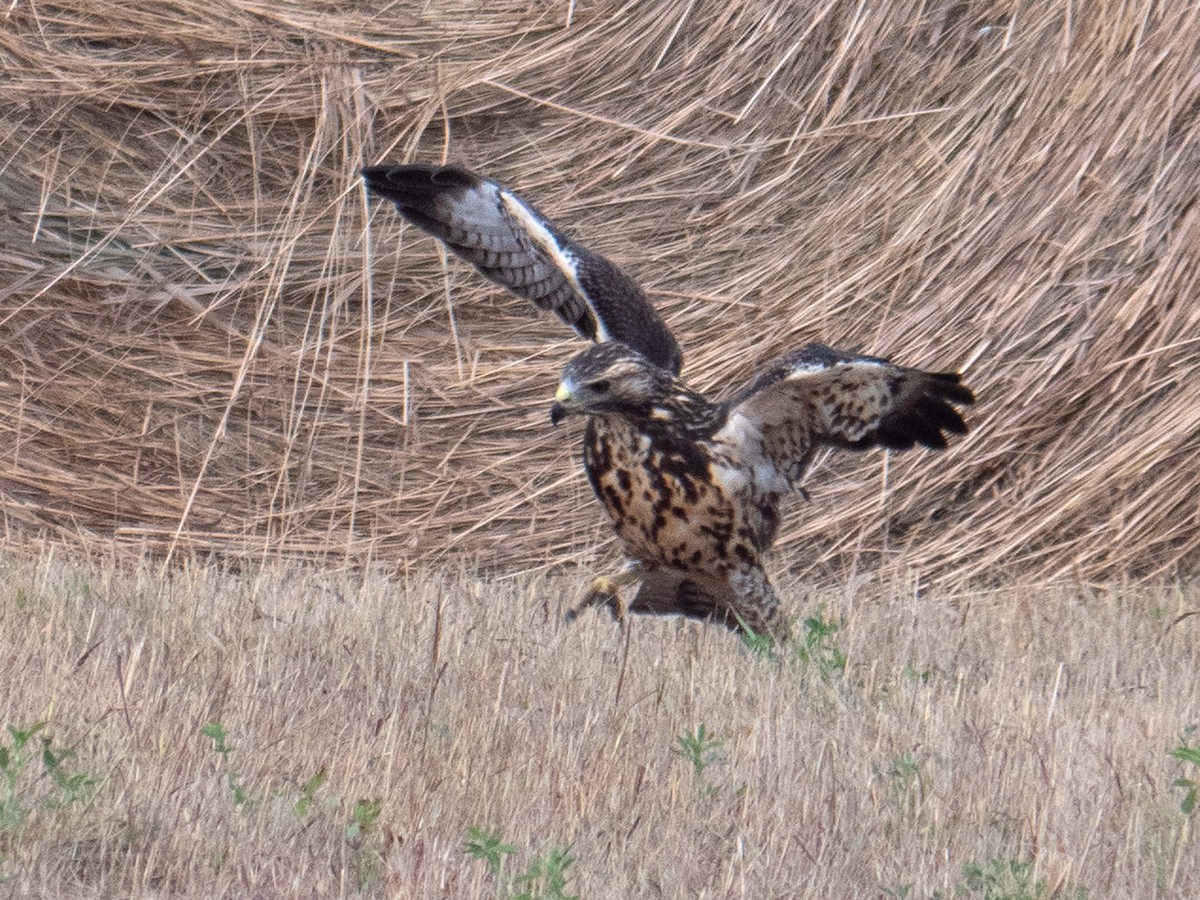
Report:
363,164,974,638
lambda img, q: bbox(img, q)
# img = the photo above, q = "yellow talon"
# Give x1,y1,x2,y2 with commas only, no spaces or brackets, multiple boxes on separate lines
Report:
590,575,619,596
565,567,641,623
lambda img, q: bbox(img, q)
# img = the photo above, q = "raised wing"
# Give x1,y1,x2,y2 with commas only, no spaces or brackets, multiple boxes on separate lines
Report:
717,343,974,488
362,163,682,374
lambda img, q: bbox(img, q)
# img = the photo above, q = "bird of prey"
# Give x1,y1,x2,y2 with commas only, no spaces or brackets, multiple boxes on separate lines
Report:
363,163,974,638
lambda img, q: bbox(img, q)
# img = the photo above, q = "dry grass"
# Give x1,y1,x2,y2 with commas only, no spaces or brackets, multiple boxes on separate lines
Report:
0,1,1197,583
1,545,1198,897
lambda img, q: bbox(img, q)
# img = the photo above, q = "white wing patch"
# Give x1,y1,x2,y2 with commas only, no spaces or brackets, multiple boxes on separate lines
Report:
716,408,763,448
711,411,790,495
787,361,836,377
500,191,612,343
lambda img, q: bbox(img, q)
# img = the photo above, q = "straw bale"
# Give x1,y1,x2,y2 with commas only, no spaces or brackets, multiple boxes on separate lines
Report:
1,1,1197,583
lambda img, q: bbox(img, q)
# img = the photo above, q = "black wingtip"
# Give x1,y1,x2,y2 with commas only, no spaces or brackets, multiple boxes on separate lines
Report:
876,426,917,451
360,164,408,194
878,372,975,452
361,163,480,202
930,371,976,406
359,164,393,184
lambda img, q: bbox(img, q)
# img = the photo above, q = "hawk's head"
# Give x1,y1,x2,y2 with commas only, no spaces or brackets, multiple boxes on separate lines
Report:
550,343,675,425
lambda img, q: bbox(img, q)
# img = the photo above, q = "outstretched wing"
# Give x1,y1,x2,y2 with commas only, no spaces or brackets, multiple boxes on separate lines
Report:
362,163,683,374
716,343,974,489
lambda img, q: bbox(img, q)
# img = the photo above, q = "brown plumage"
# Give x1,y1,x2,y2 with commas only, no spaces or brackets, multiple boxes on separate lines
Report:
550,342,972,636
364,163,975,638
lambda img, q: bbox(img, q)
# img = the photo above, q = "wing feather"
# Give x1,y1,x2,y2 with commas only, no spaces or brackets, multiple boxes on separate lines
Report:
717,343,974,489
362,163,682,373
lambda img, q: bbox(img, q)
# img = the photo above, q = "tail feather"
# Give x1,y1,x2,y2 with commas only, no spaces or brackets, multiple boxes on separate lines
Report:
630,568,780,637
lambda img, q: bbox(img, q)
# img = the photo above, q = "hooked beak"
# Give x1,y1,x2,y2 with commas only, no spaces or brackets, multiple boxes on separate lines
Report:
549,384,573,426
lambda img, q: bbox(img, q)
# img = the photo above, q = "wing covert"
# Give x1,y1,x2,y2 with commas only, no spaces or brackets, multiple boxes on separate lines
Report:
716,343,974,489
362,163,682,373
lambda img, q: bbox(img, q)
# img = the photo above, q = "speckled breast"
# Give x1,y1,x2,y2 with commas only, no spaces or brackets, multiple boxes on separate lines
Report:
582,417,758,572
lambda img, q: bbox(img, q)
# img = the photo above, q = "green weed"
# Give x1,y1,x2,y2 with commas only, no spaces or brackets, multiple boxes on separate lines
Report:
0,724,43,831
794,611,847,677
200,722,249,807
1170,725,1200,815
0,723,99,831
674,723,726,800
736,619,775,657
293,770,328,819
346,799,385,891
39,739,98,809
466,826,517,882
465,827,576,900
879,752,924,820
955,856,1085,900
958,857,1045,899
346,798,382,841
674,723,724,789
901,665,934,684
881,857,1086,899
740,608,846,681
510,846,577,900
201,724,378,884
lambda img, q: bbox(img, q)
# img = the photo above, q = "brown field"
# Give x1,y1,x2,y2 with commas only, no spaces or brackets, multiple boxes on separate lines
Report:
0,546,1197,898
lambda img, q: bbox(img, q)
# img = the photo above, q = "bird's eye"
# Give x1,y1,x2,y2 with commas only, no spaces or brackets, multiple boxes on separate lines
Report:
589,379,611,394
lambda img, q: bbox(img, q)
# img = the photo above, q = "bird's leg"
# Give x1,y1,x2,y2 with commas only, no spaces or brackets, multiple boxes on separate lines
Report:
564,560,645,623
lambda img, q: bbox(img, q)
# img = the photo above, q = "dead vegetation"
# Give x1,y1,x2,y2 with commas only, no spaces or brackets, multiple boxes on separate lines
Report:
1,1,1198,582
1,547,1197,897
